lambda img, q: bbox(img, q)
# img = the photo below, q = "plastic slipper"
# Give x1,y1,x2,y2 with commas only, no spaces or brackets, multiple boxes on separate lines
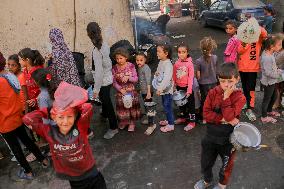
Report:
145,124,157,135
184,122,195,132
159,120,168,126
26,153,36,162
267,111,280,117
160,125,174,133
128,124,135,132
246,110,256,121
17,168,34,180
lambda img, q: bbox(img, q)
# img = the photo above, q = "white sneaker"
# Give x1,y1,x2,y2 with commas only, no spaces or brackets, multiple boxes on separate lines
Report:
103,129,119,139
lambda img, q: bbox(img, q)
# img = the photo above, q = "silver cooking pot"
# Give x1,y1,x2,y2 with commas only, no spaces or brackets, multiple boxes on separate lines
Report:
172,90,188,107
230,122,262,151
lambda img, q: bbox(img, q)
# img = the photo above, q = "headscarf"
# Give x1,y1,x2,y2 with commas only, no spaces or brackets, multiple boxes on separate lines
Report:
50,81,88,117
48,28,82,87
0,72,21,94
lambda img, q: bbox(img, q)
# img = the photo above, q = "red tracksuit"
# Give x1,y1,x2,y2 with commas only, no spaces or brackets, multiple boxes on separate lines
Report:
23,103,97,181
201,86,246,185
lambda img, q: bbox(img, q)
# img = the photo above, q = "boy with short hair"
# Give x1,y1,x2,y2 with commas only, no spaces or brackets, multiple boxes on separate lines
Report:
23,82,106,189
194,63,246,189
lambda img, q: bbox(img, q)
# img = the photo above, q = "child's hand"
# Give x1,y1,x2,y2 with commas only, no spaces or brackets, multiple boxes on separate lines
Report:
156,90,162,96
223,86,235,100
26,99,36,107
93,92,98,99
228,118,239,126
186,93,191,98
146,92,152,99
122,75,130,83
120,88,127,95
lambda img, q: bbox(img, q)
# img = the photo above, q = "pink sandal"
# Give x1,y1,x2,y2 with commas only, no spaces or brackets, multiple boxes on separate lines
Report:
128,124,135,132
160,125,174,133
267,111,280,117
261,116,277,124
184,122,196,132
159,120,168,126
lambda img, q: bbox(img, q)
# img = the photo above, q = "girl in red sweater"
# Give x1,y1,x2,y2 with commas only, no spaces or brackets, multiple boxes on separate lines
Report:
173,43,196,131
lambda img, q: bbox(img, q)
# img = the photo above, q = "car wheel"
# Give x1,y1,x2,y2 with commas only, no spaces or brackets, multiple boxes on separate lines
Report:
200,17,208,27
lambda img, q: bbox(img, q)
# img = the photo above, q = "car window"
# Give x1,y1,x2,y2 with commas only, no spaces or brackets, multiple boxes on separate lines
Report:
232,0,265,9
210,1,220,10
217,1,228,11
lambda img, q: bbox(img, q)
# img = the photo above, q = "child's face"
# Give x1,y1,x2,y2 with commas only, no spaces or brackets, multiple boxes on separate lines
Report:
53,112,76,135
116,55,127,66
157,46,168,60
178,47,188,60
7,60,20,74
136,55,146,68
271,40,283,52
225,24,237,36
219,76,239,91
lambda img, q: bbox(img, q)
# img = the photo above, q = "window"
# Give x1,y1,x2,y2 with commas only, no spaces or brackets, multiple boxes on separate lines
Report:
210,1,220,10
217,1,228,11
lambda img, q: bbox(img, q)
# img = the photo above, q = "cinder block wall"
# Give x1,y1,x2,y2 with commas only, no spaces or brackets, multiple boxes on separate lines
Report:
0,0,134,73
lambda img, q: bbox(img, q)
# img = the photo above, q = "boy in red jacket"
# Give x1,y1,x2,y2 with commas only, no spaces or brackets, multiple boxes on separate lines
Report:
194,63,246,189
23,82,106,189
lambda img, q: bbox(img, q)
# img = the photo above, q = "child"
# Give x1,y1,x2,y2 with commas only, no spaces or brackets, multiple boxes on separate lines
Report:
224,20,240,63
31,68,56,126
260,36,283,123
0,52,49,180
23,82,106,188
263,4,274,34
194,63,246,189
112,47,141,132
274,38,284,109
173,43,196,131
237,27,267,121
155,43,175,132
7,54,28,113
18,48,45,110
136,52,156,134
196,37,218,120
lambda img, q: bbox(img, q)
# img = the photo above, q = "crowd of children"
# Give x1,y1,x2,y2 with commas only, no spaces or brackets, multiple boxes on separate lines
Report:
0,13,284,188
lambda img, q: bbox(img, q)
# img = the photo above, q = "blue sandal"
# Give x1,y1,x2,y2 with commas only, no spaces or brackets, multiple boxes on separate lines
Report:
17,168,34,180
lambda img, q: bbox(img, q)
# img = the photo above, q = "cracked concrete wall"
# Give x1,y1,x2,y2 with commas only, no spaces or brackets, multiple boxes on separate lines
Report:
0,0,134,73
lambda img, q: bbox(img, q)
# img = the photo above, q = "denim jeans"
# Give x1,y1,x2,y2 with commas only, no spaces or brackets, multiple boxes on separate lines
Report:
162,94,174,125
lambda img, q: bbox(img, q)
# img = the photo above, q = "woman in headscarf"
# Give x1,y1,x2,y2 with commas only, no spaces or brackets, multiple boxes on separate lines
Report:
48,28,82,87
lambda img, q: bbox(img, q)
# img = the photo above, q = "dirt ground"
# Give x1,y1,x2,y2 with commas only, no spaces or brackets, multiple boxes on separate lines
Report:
0,14,284,189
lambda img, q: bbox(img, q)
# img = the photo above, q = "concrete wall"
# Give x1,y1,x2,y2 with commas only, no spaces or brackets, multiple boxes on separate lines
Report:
0,0,134,72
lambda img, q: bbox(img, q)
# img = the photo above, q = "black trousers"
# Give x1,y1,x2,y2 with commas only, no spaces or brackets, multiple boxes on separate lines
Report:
1,125,45,173
99,85,118,130
262,84,277,117
142,93,154,125
176,86,196,122
239,72,257,109
199,83,217,113
69,172,107,189
201,138,236,185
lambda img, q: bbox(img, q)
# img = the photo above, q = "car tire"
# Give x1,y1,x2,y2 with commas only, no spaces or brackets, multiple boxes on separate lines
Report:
200,17,208,27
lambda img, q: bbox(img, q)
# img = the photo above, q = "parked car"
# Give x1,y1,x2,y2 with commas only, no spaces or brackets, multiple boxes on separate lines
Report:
199,0,266,28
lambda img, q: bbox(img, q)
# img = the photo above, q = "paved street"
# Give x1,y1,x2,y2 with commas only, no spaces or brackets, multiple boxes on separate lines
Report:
0,17,284,189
